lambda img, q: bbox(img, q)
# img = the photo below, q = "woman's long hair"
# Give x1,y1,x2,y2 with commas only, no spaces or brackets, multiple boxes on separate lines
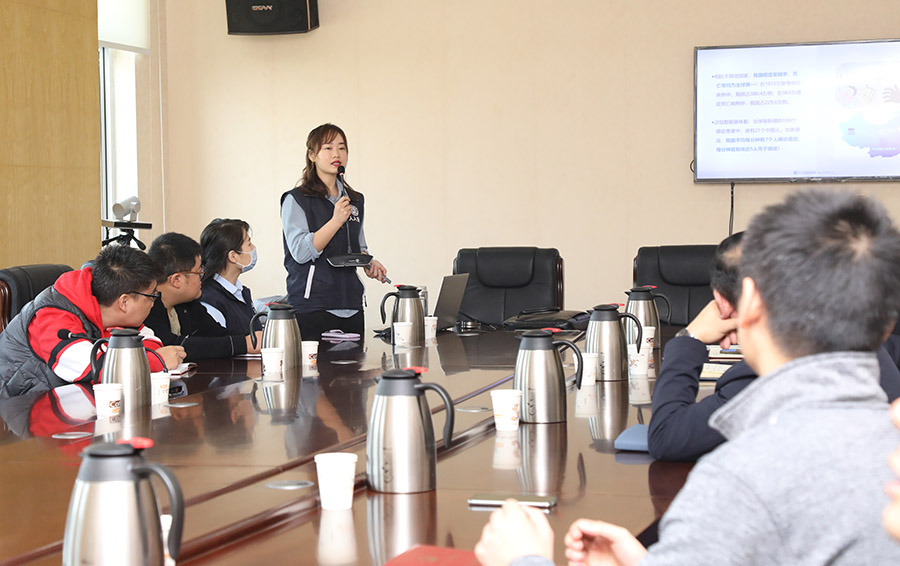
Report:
295,123,361,199
200,218,250,285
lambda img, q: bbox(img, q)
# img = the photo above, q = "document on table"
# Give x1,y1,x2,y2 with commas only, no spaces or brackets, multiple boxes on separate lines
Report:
168,362,197,375
700,362,733,380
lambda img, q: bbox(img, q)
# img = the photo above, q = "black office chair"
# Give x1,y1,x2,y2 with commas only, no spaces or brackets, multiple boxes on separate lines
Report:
633,245,716,327
0,264,73,333
452,247,564,326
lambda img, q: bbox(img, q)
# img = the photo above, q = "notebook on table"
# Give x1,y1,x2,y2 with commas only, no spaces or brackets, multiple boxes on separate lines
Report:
432,273,469,331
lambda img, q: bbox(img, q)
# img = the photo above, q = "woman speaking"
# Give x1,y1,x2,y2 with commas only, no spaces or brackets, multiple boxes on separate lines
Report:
280,123,388,340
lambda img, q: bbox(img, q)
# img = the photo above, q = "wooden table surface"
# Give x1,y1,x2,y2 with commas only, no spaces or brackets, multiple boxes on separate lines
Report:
0,330,691,565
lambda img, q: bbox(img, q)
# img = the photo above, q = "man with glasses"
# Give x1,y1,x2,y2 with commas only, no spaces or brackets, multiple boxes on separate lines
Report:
144,233,261,360
0,245,185,398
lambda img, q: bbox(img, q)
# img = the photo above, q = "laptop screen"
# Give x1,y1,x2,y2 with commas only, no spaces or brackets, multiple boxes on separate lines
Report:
432,274,468,331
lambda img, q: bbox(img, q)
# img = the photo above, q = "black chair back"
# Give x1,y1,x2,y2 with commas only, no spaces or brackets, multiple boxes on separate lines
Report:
633,246,716,327
0,264,73,332
453,247,563,326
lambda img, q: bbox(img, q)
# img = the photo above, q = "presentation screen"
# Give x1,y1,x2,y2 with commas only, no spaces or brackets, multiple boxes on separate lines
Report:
694,39,900,183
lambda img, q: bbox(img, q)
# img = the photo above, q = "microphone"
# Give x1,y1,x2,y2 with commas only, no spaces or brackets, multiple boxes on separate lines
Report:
58,329,92,341
336,165,352,253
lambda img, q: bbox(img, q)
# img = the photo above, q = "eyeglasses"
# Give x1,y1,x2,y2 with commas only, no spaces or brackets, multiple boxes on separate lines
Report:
178,269,205,277
130,290,161,302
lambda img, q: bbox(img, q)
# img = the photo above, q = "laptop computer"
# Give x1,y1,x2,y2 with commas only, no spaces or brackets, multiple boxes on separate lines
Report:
431,273,469,331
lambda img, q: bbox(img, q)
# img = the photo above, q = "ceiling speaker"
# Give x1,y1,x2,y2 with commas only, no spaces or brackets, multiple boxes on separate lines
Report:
225,0,319,35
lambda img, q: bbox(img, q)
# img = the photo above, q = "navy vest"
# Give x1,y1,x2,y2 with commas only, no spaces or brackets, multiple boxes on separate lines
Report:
281,187,365,313
200,279,260,335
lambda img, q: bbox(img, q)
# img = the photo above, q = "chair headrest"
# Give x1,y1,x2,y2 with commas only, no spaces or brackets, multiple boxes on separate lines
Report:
475,247,539,288
656,246,715,286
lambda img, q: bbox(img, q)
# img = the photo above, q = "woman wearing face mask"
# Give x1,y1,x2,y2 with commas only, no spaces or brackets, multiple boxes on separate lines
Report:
199,218,262,334
281,123,388,341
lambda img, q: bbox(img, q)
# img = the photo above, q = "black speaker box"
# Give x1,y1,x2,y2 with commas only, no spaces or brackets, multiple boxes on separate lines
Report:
225,0,319,35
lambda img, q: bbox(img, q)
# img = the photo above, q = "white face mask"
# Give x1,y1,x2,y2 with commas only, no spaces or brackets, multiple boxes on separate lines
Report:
234,248,258,273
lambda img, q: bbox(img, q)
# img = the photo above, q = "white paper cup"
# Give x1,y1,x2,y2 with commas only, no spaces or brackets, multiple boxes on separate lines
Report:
261,347,285,376
93,414,122,436
315,452,358,510
150,372,170,406
490,389,522,431
643,327,657,370
492,429,522,469
629,374,653,405
424,316,438,339
152,402,171,420
392,322,413,347
301,341,319,369
575,385,600,417
302,361,319,378
317,509,358,565
93,383,123,417
579,352,599,388
627,343,650,376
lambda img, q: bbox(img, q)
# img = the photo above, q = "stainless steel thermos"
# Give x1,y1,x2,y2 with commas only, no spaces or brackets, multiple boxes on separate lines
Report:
249,303,303,368
380,285,426,346
367,369,455,493
513,330,583,423
624,286,670,376
62,438,184,566
90,328,167,411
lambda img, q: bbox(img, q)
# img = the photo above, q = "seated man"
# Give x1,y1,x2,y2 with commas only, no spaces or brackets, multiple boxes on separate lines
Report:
144,233,261,360
476,190,900,565
649,231,900,461
0,245,185,398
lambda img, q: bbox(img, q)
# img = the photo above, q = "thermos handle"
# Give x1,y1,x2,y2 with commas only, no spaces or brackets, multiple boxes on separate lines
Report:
652,293,672,326
133,462,184,561
90,338,109,383
415,382,455,449
249,311,267,348
554,339,583,390
380,292,398,324
620,313,643,352
249,382,272,415
144,347,169,373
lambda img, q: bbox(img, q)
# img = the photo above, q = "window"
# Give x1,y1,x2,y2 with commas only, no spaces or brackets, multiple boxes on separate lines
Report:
99,46,140,220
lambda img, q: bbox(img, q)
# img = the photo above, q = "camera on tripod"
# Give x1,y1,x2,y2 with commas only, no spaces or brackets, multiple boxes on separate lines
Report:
101,196,152,249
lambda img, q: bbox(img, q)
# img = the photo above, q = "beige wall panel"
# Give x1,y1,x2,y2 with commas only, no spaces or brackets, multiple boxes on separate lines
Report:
160,0,900,324
0,0,100,269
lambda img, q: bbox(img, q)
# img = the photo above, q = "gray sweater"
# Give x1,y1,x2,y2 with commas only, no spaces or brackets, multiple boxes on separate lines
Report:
642,351,900,565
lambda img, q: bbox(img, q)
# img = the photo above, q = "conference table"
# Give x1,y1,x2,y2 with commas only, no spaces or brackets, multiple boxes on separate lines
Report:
0,329,694,565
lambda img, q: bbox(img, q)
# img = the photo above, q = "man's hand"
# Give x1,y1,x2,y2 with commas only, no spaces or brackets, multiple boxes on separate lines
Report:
563,519,647,566
474,500,554,566
157,345,186,369
685,300,739,346
246,331,263,354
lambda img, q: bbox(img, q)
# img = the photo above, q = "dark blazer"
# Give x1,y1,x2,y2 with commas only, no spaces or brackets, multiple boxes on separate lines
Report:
143,299,247,361
648,335,900,462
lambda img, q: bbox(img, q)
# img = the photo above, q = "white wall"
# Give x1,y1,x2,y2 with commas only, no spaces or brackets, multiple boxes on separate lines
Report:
159,0,900,326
